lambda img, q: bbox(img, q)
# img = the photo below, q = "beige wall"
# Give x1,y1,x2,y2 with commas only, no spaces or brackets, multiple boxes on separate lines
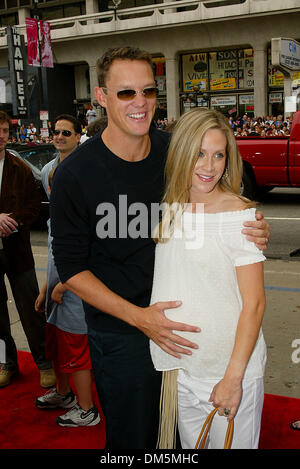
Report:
1,3,300,119
50,12,300,118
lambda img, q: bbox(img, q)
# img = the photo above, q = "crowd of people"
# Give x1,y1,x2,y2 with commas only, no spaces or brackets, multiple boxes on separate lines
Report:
228,114,291,137
12,121,53,144
7,111,292,146
9,119,90,145
8,103,99,145
155,113,292,137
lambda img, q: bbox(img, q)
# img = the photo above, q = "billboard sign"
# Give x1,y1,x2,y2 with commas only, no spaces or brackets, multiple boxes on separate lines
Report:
7,26,28,117
40,21,54,68
25,18,40,67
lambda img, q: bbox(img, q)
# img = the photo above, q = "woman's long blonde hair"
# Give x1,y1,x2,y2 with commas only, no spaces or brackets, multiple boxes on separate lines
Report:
154,108,255,243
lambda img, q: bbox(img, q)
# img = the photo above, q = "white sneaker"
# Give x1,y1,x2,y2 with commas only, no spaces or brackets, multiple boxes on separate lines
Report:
56,403,101,427
35,388,77,409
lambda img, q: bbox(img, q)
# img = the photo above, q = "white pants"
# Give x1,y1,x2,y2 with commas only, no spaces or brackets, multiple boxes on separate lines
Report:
177,370,264,449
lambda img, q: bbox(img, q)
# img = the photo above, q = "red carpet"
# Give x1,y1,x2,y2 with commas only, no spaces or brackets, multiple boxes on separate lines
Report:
0,351,105,449
0,351,299,449
259,393,300,449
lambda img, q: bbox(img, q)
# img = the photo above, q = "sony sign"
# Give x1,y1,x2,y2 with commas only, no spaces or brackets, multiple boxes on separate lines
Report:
7,26,28,117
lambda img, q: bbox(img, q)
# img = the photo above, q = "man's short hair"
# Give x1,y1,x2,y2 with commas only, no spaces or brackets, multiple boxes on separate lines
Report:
0,111,12,128
54,114,82,135
96,46,154,87
86,117,107,137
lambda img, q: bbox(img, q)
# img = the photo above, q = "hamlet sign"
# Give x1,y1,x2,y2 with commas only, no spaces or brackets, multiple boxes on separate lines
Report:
7,26,28,117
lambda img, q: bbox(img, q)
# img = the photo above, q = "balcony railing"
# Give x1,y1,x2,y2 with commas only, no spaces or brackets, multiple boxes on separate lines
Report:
0,0,298,47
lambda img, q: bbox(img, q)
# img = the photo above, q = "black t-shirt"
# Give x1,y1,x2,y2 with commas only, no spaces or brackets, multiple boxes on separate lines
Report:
50,127,170,332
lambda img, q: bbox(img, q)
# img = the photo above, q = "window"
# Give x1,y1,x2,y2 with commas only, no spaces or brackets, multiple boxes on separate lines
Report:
41,6,63,20
64,3,85,17
0,12,18,26
7,0,17,7
20,146,56,171
204,0,246,6
181,48,254,92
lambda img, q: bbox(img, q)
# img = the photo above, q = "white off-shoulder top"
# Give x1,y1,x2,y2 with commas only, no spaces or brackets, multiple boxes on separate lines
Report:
150,208,267,381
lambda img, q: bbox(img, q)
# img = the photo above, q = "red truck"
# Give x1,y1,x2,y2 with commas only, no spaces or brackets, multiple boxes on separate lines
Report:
237,110,300,199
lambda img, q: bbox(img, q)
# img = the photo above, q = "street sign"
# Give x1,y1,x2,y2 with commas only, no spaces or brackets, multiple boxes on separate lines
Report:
272,37,300,73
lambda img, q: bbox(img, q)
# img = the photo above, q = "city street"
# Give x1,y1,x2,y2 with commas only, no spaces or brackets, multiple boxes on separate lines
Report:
256,187,300,399
6,187,300,399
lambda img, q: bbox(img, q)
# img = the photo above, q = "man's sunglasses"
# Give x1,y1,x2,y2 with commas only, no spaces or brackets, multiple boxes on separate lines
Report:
53,129,73,137
102,87,157,101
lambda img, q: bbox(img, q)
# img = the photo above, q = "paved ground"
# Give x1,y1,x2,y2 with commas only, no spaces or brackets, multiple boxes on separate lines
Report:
5,229,300,399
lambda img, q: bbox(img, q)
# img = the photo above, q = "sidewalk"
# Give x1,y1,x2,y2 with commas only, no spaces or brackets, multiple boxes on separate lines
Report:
6,231,300,399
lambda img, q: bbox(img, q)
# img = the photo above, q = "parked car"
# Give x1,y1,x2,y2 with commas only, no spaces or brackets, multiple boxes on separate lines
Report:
6,142,57,216
237,110,300,199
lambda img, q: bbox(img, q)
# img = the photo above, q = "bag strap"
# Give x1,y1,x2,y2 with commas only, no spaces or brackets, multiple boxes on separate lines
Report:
195,408,234,449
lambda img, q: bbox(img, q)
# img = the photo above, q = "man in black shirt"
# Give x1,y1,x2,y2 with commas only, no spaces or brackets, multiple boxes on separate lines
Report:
50,47,270,449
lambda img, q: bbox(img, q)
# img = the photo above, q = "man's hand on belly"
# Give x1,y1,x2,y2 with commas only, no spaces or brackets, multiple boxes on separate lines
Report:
133,301,201,358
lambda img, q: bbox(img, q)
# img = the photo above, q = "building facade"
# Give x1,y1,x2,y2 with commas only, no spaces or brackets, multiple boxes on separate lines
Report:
0,0,299,124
